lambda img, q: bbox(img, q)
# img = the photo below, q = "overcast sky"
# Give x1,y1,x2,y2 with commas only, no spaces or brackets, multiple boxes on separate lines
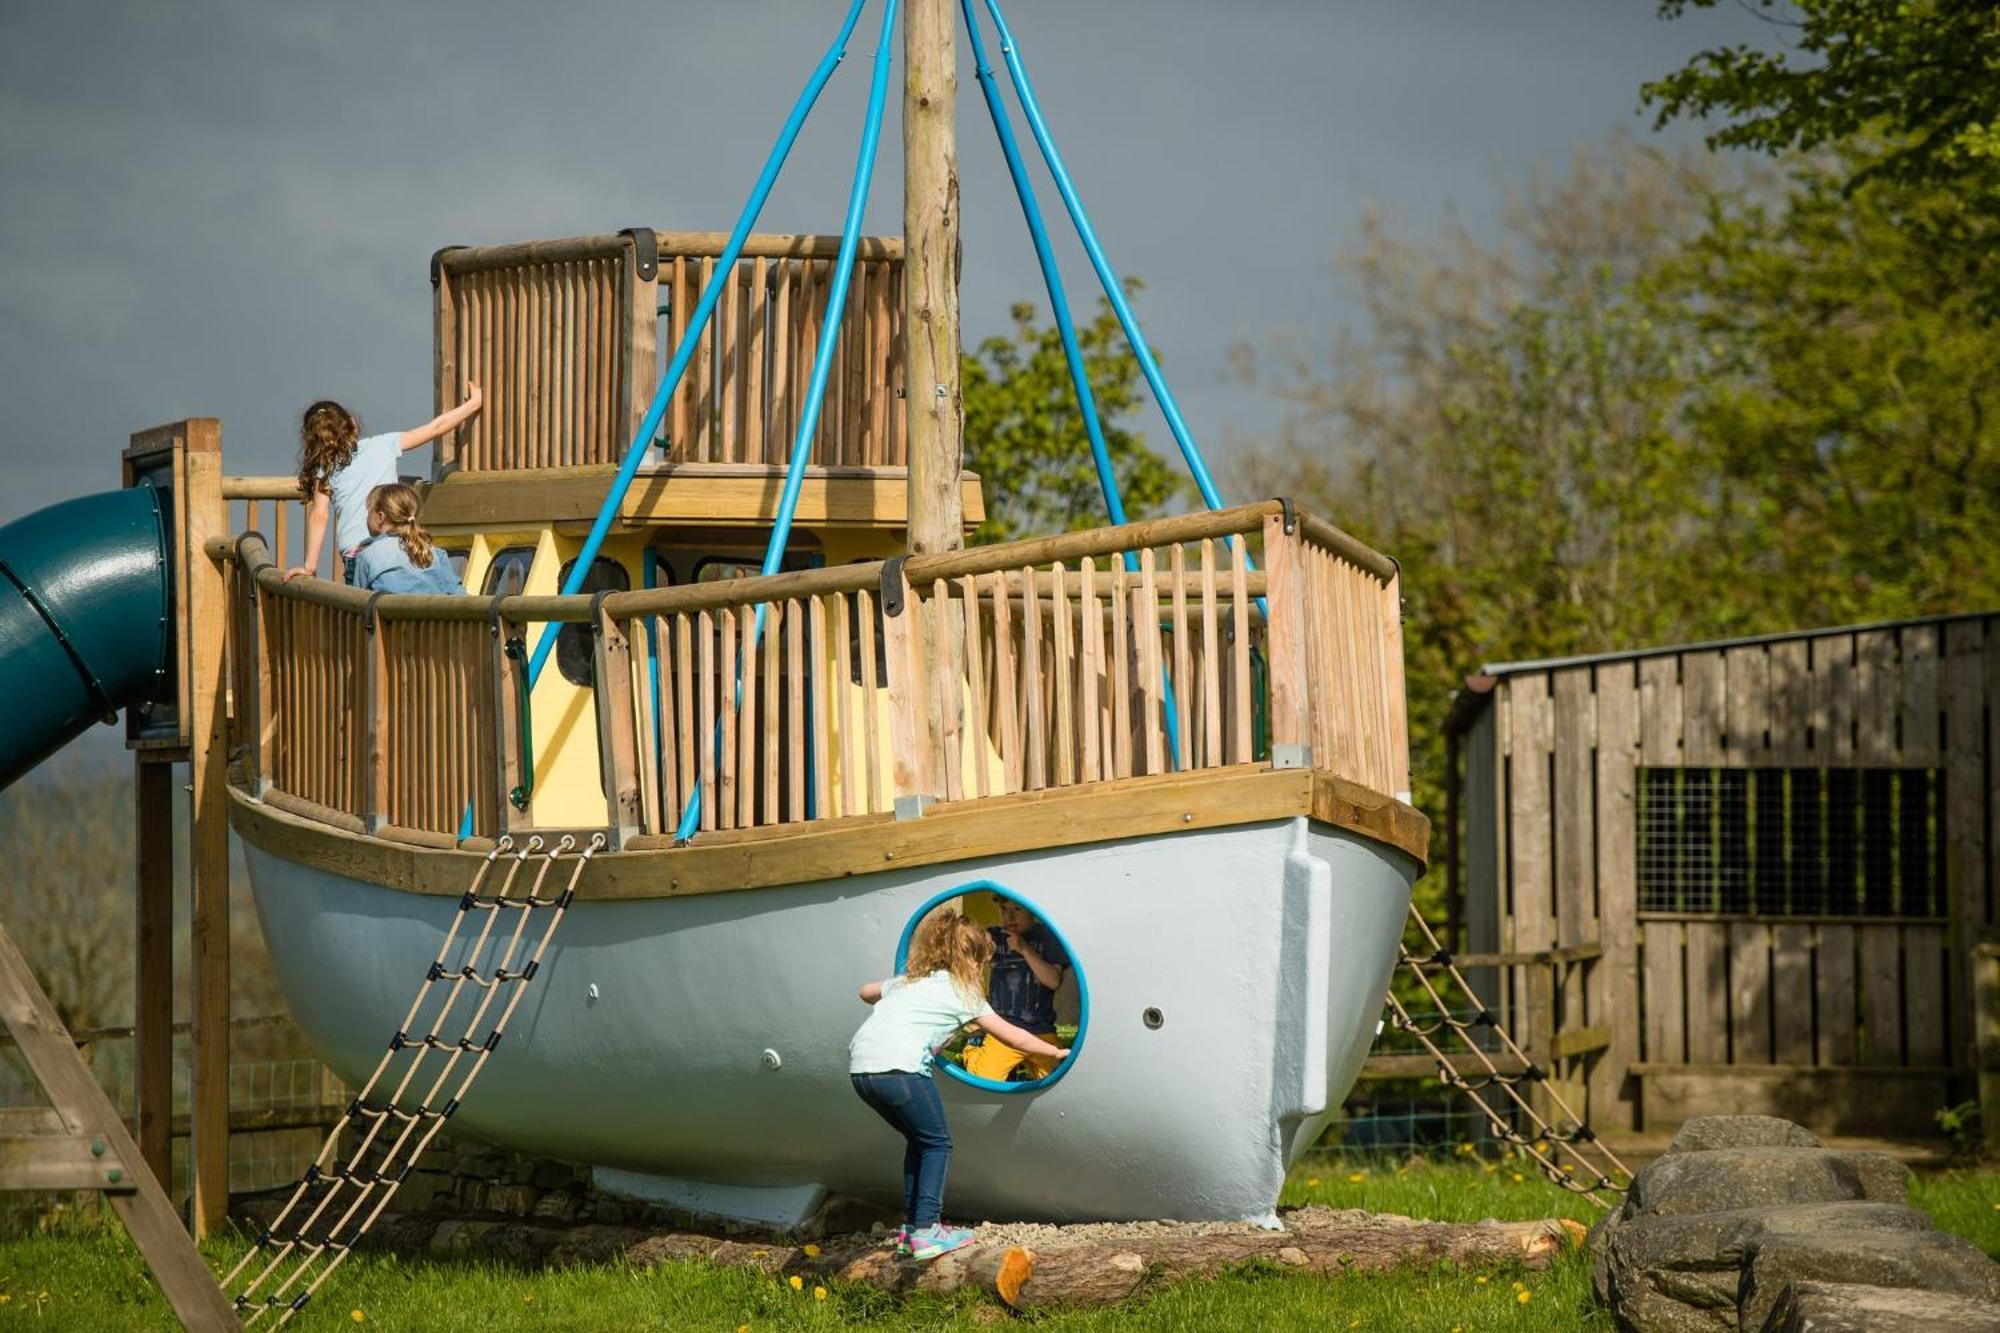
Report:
0,0,1771,525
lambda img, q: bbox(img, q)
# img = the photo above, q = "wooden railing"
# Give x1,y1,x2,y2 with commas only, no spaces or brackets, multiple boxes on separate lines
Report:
214,499,1409,848
430,231,905,476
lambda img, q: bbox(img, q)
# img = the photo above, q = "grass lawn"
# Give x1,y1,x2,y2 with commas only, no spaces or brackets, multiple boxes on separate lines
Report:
0,1156,1992,1331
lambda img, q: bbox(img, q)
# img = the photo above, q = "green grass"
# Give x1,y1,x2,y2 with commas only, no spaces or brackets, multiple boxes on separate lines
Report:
0,1158,1991,1331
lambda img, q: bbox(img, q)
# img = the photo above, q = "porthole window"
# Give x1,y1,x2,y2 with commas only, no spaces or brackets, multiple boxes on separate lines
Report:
554,556,630,687
480,546,536,599
892,881,1087,1094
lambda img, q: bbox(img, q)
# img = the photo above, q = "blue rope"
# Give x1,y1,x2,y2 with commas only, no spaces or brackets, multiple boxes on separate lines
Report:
960,0,1185,769
673,0,901,842
523,0,873,690
978,0,1265,625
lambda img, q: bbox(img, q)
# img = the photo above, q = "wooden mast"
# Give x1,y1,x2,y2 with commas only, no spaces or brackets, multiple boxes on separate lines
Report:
903,0,962,554
902,0,963,804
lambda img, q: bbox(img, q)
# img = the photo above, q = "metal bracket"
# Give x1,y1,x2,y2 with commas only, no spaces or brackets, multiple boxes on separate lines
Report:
235,531,267,603
363,591,386,634
894,793,937,821
880,555,908,618
1275,496,1297,535
620,227,659,282
1270,743,1312,771
0,557,115,720
430,245,467,288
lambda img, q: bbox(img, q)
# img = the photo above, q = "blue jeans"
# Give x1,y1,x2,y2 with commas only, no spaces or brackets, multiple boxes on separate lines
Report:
852,1071,951,1228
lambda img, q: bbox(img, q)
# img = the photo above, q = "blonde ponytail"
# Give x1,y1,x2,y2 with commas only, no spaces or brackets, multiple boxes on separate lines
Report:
366,483,437,568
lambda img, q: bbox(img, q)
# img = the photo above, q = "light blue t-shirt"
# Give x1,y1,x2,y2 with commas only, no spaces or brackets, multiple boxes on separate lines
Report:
848,971,993,1076
353,534,465,596
328,433,401,554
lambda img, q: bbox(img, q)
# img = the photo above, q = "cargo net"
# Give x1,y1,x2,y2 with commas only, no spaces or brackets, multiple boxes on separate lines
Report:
221,833,602,1323
1387,905,1633,1208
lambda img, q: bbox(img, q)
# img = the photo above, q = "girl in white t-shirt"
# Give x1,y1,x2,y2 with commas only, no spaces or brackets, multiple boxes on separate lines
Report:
286,383,483,585
850,908,1069,1261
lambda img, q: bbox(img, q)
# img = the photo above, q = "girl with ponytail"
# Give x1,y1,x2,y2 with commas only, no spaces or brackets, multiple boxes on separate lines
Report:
352,483,465,595
287,381,482,585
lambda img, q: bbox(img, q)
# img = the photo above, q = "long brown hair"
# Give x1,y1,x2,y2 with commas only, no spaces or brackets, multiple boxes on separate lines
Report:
904,906,992,1002
367,483,437,569
298,400,360,500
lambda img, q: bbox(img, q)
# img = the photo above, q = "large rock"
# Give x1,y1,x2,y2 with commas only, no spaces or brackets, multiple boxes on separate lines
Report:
1738,1228,2000,1330
1621,1149,1910,1220
1760,1279,2000,1332
1665,1116,1823,1156
1591,1203,1934,1333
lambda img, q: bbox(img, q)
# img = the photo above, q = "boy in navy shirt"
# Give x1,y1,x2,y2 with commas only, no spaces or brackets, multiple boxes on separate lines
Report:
964,893,1070,1081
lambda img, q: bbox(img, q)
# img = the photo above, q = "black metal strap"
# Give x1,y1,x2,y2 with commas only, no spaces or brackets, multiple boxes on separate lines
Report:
0,557,115,719
620,227,658,282
880,555,908,617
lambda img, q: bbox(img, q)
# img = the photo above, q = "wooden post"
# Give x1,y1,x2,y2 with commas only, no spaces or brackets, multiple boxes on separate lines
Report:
0,921,241,1329
882,565,935,807
903,0,965,806
432,250,460,474
493,610,534,834
1978,942,2000,1158
179,420,231,1239
593,601,644,846
1262,513,1309,767
132,756,174,1189
361,606,389,833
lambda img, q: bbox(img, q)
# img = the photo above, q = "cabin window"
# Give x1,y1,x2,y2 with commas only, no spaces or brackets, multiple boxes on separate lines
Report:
481,546,536,600
894,882,1086,1093
1635,766,1945,918
554,556,631,688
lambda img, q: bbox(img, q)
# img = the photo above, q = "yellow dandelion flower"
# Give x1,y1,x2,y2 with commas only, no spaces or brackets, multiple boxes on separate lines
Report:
350,1312,365,1324
737,1325,750,1333
1475,1275,1489,1286
802,1243,822,1258
1518,1290,1533,1305
814,1286,828,1301
1511,1172,1525,1183
1305,1177,1321,1187
523,1294,534,1303
1511,1280,1526,1291
1347,1171,1366,1184
1482,1162,1499,1174
788,1274,803,1291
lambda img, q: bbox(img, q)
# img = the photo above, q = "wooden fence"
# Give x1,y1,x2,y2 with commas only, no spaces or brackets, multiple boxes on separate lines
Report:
214,498,1410,852
429,232,905,475
1453,614,2000,1139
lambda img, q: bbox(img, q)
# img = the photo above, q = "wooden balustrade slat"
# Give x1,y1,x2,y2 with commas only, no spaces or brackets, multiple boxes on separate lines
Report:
1051,562,1076,788
1022,563,1046,792
1138,548,1164,777
857,587,882,813
960,575,990,800
1109,559,1132,781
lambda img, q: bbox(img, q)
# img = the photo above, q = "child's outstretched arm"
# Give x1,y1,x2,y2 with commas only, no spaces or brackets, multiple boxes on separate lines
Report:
974,1013,1070,1062
396,380,484,452
285,487,332,581
858,980,885,1005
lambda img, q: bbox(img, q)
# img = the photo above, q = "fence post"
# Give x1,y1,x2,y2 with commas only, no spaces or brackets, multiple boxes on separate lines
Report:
492,606,534,833
1262,511,1310,770
1977,942,2000,1158
1380,569,1411,802
1527,956,1556,1121
593,599,644,847
361,602,389,834
881,561,936,814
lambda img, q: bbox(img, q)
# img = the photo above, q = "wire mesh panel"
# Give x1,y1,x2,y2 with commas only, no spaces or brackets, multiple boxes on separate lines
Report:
1637,766,1946,917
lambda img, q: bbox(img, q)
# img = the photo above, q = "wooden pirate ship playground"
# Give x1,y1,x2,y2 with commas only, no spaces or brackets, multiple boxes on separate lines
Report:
0,1,1642,1326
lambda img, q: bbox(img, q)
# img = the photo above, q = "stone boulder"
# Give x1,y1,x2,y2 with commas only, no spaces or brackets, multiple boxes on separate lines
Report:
1663,1115,1822,1156
1619,1148,1911,1221
1590,1203,1933,1333
1760,1279,2000,1332
1738,1228,2000,1330
1590,1115,2000,1332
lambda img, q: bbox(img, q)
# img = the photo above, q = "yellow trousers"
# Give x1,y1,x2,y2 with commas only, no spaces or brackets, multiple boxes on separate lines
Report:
962,1032,1060,1082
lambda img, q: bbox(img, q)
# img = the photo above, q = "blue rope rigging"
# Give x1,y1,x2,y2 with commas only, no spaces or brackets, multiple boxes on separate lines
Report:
522,0,875,690
672,0,902,842
959,0,1185,770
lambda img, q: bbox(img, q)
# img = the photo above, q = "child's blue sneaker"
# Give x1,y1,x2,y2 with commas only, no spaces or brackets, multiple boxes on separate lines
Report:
907,1223,975,1261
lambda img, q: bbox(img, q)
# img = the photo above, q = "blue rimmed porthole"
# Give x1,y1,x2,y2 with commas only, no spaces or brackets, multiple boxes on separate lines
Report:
893,880,1089,1094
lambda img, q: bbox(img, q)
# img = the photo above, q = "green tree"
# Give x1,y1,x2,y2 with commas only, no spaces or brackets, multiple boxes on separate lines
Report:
962,293,1183,543
1644,0,2000,196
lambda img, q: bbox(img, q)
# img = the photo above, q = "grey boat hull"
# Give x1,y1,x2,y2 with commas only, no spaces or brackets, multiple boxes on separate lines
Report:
242,815,1416,1225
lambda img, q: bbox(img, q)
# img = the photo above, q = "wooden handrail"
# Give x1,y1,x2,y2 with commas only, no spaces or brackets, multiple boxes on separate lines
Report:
437,231,904,276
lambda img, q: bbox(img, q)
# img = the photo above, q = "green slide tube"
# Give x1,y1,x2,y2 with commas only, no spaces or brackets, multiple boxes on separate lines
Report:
0,486,171,790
